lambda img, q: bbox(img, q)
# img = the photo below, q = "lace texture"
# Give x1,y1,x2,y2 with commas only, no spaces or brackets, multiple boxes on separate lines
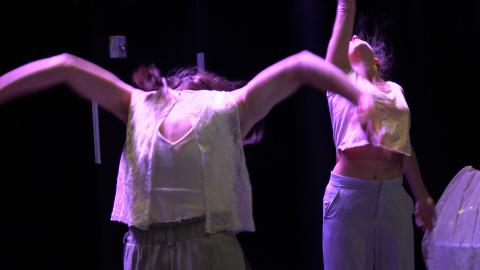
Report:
422,166,480,269
111,89,254,233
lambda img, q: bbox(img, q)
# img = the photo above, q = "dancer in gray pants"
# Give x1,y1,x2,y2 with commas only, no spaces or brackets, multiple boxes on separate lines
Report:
323,173,414,269
323,0,436,269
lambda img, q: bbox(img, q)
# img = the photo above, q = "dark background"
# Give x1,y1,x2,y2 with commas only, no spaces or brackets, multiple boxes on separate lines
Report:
0,0,478,269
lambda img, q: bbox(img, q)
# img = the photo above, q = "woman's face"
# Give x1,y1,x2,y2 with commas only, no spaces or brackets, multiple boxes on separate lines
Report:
348,35,375,65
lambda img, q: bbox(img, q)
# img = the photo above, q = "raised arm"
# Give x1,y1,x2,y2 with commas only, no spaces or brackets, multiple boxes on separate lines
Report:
232,50,373,137
326,0,355,72
0,53,132,123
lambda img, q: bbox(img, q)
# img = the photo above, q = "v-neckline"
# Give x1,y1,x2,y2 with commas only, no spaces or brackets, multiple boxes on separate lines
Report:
157,95,196,146
158,122,195,146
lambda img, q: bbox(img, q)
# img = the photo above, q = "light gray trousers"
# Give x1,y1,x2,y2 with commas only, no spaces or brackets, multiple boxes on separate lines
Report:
323,173,415,270
123,216,251,270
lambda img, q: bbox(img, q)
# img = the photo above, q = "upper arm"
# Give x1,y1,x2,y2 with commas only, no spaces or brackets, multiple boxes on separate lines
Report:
325,1,355,73
62,54,132,123
231,50,359,137
0,53,132,123
231,53,304,137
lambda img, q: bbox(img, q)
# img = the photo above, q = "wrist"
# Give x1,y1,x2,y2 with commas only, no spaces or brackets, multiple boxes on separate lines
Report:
416,195,434,204
338,0,354,10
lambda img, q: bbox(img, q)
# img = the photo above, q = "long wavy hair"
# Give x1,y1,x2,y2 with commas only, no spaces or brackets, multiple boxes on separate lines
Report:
354,14,394,80
131,64,264,145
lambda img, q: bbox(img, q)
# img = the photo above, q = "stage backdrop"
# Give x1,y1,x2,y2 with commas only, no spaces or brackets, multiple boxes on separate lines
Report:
0,0,478,269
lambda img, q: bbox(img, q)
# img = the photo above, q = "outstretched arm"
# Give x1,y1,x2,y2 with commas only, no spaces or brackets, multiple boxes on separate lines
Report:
403,148,436,231
0,53,132,123
326,0,355,72
232,50,373,137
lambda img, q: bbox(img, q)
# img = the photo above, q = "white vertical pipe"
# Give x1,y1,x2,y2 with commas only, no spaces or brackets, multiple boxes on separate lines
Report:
196,52,205,72
91,101,101,164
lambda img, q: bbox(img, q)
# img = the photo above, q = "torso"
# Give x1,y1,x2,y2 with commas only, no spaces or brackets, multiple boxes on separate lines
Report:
332,139,404,181
159,104,193,143
329,73,407,180
159,91,194,143
113,88,254,231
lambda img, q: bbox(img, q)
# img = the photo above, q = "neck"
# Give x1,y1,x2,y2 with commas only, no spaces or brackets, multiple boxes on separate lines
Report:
353,63,380,82
156,86,181,104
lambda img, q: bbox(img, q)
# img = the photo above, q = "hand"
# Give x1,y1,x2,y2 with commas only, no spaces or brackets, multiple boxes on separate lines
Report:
414,196,436,231
356,92,375,127
356,93,378,144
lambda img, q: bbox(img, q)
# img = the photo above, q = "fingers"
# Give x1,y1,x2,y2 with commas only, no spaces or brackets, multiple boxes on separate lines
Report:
414,198,436,232
356,93,375,125
414,208,436,231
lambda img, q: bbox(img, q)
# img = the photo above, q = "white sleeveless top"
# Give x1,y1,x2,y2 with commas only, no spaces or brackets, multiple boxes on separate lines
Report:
111,88,254,233
149,97,204,222
327,71,412,156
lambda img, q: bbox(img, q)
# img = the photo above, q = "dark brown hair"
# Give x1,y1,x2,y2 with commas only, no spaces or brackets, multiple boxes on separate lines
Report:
132,64,264,144
355,14,394,80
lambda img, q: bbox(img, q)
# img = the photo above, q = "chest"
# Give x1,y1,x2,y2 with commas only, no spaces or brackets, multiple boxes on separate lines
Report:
159,101,197,145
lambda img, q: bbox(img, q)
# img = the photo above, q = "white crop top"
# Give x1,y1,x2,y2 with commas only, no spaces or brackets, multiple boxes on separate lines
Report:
327,71,412,156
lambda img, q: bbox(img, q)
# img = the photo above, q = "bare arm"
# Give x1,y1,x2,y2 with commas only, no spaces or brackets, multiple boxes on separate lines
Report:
326,0,355,72
232,50,373,137
403,148,436,231
0,53,132,123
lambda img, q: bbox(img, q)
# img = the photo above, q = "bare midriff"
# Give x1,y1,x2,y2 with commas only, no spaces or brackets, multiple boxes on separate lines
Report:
332,145,404,180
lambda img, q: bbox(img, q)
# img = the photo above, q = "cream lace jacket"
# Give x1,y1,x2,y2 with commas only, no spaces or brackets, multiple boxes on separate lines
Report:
111,88,254,233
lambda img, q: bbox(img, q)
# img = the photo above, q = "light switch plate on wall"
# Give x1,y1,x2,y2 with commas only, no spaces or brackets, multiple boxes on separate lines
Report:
109,35,127,59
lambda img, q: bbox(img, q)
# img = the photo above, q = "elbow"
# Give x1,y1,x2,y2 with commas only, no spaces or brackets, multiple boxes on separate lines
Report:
49,53,82,82
52,53,79,69
290,50,325,84
292,50,316,69
48,53,81,71
289,51,311,84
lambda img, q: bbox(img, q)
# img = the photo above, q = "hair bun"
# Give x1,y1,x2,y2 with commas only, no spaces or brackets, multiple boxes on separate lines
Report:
132,64,164,91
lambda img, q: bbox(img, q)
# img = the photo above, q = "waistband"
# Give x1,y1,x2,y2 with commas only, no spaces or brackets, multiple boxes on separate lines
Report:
329,172,403,190
125,216,208,245
146,216,206,229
